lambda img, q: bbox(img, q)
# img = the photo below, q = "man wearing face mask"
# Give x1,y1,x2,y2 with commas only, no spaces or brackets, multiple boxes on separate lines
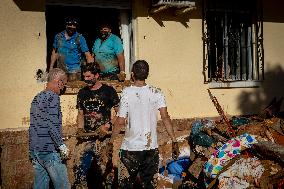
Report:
73,62,119,188
49,18,94,81
29,68,71,189
92,23,126,81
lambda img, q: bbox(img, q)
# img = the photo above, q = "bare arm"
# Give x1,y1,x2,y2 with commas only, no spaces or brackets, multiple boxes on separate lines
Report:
49,49,58,72
84,51,94,63
110,106,119,125
117,52,125,72
77,110,84,129
100,106,119,136
110,116,126,143
160,107,179,159
159,107,177,142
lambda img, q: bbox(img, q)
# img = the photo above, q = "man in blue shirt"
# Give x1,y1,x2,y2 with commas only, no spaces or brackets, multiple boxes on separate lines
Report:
29,68,70,189
92,23,126,81
49,18,93,81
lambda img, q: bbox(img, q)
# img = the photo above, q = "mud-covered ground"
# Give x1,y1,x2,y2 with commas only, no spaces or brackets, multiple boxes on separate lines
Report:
62,116,284,189
62,119,194,188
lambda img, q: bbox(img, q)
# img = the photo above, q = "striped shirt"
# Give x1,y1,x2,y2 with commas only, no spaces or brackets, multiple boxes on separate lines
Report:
29,90,63,152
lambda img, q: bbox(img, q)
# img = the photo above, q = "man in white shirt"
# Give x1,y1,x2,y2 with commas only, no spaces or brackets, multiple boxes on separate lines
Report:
111,60,179,188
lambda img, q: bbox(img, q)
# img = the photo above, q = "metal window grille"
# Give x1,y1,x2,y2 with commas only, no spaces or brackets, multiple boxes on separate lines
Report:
202,0,264,83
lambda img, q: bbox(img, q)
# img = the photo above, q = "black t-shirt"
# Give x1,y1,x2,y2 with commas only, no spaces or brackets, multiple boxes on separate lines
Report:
77,84,119,132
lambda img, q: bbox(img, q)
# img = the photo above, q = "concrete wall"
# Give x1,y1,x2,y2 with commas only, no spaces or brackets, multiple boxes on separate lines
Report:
0,0,284,129
0,129,33,189
0,0,46,129
132,0,284,119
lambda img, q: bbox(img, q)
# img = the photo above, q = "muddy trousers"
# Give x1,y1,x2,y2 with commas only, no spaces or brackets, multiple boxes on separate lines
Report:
120,149,159,189
73,139,112,189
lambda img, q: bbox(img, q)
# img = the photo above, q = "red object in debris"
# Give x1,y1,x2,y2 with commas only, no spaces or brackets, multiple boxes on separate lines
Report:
207,89,236,137
278,178,284,189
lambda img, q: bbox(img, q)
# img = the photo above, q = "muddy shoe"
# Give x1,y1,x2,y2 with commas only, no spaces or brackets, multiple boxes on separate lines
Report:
105,172,114,189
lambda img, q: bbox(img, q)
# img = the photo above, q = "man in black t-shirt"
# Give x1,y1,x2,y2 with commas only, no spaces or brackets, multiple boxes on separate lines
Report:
77,83,119,132
74,63,119,188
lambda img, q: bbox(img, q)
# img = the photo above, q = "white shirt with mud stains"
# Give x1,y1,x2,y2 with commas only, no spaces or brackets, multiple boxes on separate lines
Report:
118,84,166,151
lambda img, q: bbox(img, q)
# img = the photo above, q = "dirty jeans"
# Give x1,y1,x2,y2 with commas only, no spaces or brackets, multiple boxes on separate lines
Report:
73,141,97,186
29,151,70,189
120,149,159,189
73,138,112,188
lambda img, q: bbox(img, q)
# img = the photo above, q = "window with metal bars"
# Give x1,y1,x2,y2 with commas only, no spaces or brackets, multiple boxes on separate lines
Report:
202,0,264,83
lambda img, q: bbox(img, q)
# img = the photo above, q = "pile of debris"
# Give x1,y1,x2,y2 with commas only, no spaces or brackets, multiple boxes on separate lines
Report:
157,91,284,189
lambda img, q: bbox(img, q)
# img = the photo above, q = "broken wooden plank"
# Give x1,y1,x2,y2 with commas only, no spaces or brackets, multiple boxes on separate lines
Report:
253,141,284,165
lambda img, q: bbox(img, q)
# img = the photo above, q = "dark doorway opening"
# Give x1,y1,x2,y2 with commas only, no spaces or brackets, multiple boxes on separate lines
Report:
45,5,121,71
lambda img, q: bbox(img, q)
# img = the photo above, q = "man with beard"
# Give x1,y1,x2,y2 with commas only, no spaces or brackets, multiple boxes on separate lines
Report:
92,23,126,81
29,68,71,189
49,18,93,81
74,62,119,188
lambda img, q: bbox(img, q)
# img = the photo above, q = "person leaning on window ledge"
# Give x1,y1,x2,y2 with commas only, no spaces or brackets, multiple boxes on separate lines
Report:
92,22,126,82
49,17,94,82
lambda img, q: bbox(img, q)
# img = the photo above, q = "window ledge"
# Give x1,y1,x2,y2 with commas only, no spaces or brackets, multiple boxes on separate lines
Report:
64,80,132,95
208,81,262,89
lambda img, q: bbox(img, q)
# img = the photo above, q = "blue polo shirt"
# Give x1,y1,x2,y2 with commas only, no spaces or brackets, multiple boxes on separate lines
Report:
92,34,124,74
53,31,89,73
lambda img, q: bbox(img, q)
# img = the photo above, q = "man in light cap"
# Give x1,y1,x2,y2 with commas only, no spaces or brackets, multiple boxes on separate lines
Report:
50,17,94,81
